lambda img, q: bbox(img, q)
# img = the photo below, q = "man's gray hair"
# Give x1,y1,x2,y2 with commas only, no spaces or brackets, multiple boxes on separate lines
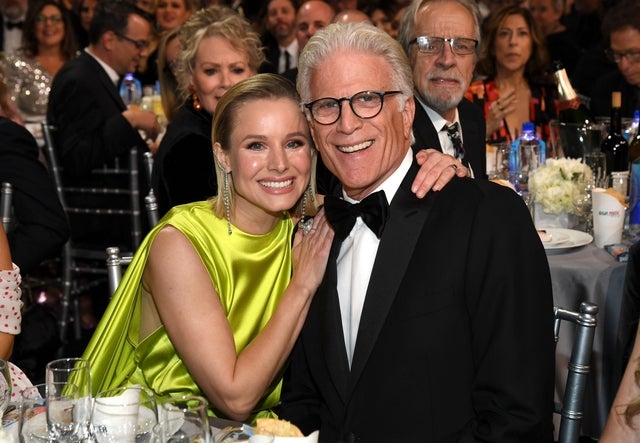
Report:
397,0,482,58
296,22,414,104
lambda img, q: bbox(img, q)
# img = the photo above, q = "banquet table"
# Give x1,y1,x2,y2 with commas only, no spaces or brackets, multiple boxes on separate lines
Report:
548,242,629,438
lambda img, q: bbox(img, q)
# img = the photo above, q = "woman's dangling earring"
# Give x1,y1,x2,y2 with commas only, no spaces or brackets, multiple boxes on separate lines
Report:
222,167,232,235
189,85,202,111
298,184,314,235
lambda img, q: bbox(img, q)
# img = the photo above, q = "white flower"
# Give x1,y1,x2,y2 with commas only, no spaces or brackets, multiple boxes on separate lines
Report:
529,158,593,214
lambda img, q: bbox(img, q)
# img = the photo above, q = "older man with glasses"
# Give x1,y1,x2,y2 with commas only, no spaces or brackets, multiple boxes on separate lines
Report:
277,20,555,442
397,0,487,180
590,0,640,118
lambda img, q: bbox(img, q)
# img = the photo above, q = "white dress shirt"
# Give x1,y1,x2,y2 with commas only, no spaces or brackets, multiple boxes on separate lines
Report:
337,148,413,367
277,39,299,74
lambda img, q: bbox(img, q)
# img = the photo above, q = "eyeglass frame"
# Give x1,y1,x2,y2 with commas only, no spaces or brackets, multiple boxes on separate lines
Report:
115,32,150,50
35,15,63,24
604,48,640,64
304,90,403,125
410,36,478,56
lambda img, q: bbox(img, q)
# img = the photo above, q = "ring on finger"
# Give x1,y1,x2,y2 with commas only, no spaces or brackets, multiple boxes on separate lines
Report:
449,163,458,171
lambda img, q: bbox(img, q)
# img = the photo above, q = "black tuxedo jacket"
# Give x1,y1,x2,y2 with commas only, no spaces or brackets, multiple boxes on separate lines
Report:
278,163,555,442
0,118,69,272
47,52,149,248
412,97,488,179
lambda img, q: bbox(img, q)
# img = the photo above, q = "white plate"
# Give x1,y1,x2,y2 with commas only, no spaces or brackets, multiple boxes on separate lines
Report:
541,228,593,254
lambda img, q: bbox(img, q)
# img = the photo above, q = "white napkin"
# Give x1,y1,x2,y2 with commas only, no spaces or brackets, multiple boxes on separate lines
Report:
252,430,319,443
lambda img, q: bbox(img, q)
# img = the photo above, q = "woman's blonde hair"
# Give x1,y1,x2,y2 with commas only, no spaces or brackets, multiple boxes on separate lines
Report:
176,5,265,103
211,73,317,220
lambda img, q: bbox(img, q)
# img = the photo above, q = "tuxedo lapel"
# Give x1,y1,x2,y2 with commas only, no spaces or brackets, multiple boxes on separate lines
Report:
348,162,431,393
412,98,442,153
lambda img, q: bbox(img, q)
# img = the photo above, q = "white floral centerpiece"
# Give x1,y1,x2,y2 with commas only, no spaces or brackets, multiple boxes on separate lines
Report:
528,158,592,228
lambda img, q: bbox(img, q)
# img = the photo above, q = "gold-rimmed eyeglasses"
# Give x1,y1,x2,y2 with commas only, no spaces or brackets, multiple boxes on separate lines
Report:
304,90,402,125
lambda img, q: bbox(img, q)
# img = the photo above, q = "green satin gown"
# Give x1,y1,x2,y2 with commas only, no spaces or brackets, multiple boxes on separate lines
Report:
81,200,294,422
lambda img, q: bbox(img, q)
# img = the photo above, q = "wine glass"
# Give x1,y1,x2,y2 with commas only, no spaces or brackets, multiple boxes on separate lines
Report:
92,385,158,443
214,425,273,443
45,381,80,442
0,360,12,416
19,384,52,442
159,395,210,442
154,416,209,442
45,357,92,440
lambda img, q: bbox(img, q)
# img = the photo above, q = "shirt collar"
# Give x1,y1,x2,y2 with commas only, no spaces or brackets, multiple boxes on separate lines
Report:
85,47,120,86
416,95,460,130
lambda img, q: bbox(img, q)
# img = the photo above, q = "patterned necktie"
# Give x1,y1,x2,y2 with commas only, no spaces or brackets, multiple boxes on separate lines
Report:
443,122,465,162
323,190,389,241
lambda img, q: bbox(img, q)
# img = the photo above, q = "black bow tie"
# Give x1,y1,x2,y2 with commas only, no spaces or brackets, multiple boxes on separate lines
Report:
6,21,23,30
324,190,389,241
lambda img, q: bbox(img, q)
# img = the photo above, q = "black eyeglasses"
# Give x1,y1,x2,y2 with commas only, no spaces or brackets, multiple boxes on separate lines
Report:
604,48,640,64
304,90,402,125
410,36,478,56
115,32,150,50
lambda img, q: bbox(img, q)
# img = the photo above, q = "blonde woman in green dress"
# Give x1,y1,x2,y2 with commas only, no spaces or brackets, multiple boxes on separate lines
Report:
82,74,334,423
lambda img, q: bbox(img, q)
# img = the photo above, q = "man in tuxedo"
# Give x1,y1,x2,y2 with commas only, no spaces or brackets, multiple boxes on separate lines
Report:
0,117,69,273
47,0,160,247
398,0,487,179
277,22,555,442
261,0,298,74
0,0,27,55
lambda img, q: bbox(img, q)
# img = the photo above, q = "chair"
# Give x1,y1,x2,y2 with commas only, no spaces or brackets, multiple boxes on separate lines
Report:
41,122,148,343
143,152,159,227
554,301,599,443
1,182,12,232
106,246,132,297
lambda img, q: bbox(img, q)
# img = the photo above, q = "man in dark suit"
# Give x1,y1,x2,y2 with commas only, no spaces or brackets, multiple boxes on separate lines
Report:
398,0,487,179
589,0,640,119
260,0,298,74
277,21,555,442
47,0,160,248
0,117,69,273
0,0,27,55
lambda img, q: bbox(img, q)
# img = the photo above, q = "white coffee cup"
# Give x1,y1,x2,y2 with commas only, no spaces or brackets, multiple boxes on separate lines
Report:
592,188,626,247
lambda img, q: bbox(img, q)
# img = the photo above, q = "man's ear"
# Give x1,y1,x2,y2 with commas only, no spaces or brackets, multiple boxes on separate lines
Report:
402,95,416,141
103,30,116,52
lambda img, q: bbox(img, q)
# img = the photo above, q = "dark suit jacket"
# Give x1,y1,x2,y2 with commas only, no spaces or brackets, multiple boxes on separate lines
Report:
47,51,149,248
0,117,69,272
412,97,488,179
590,70,640,120
278,163,555,442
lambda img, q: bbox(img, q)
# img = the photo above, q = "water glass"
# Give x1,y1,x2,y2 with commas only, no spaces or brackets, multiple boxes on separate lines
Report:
92,385,158,443
214,425,273,443
154,416,209,442
160,395,210,442
45,357,92,439
19,384,56,443
584,152,608,188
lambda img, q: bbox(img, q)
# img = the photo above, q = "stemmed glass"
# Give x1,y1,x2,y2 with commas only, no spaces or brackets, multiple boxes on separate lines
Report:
159,395,210,442
0,360,12,417
45,357,92,441
214,425,273,443
154,416,209,442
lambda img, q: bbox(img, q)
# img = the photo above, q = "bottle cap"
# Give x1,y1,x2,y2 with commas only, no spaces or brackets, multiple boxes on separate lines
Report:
522,122,535,133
